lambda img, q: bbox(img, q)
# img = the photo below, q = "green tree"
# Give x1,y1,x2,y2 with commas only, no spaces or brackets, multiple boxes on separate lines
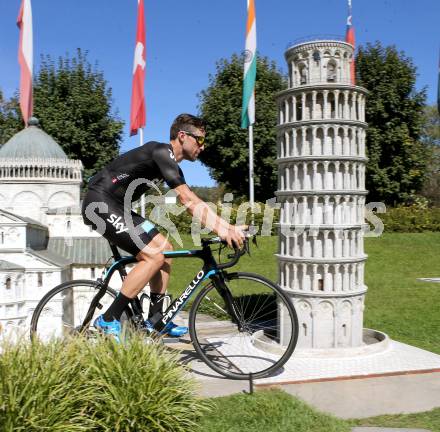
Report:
198,54,286,201
0,49,123,180
422,105,440,147
421,105,440,205
0,90,21,146
356,42,429,204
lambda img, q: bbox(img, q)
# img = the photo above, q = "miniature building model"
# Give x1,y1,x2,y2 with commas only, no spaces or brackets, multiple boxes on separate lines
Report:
0,118,123,333
276,39,368,349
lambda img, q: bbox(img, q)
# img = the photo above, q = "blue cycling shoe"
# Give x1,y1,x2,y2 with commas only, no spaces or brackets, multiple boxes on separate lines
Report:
144,319,188,337
163,321,189,337
93,315,121,343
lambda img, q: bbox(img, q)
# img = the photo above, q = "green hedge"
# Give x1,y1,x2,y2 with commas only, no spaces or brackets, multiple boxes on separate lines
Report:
146,201,280,236
380,206,440,232
144,199,440,235
0,334,208,432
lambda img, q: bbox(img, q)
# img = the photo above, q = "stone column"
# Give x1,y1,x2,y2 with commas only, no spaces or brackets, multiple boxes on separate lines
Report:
292,95,297,122
323,90,328,119
312,91,317,120
334,90,340,118
343,90,349,119
301,93,306,121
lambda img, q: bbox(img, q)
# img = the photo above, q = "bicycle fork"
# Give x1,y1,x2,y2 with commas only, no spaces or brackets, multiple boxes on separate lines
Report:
80,279,108,332
212,275,243,331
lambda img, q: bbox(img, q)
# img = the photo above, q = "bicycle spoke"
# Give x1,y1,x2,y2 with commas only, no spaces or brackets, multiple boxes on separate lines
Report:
31,281,118,341
205,295,228,315
190,273,298,379
244,296,274,327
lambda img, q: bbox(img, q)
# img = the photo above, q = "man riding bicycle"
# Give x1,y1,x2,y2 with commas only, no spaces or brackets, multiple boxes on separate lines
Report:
82,114,245,341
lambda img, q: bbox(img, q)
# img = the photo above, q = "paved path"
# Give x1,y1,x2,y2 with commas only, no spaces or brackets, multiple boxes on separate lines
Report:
167,337,440,420
279,372,440,419
166,313,439,425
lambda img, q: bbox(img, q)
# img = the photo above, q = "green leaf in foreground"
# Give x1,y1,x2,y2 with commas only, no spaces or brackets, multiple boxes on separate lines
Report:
0,337,95,431
86,333,210,432
0,334,209,432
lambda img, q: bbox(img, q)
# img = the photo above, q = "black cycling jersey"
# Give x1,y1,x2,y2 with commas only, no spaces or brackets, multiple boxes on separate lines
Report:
88,141,186,202
82,141,185,255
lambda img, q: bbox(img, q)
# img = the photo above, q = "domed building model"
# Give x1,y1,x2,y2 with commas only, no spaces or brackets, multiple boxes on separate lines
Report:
0,117,82,222
0,119,122,332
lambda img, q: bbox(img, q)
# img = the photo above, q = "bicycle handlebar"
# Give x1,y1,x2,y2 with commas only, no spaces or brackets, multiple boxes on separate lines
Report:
202,232,255,270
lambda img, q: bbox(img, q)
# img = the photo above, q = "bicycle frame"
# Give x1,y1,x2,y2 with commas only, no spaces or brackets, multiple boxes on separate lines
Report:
81,240,244,332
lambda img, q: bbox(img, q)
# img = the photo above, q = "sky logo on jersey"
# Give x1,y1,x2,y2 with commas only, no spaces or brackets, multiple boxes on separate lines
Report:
111,173,130,184
106,214,129,234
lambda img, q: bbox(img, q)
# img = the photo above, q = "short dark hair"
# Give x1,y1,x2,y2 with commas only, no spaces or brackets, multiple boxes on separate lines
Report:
170,114,206,140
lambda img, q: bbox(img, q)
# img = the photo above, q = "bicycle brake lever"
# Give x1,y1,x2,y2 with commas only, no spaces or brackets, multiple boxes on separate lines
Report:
228,243,245,259
245,238,251,256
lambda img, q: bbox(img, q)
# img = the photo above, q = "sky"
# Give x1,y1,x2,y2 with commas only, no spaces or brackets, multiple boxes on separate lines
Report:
1,0,439,186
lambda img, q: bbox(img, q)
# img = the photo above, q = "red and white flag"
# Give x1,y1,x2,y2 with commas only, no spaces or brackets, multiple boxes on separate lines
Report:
17,0,33,126
130,0,146,136
345,0,356,85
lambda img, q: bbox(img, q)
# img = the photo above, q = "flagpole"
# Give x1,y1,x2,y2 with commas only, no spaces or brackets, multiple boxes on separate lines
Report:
242,0,256,227
139,127,146,217
130,0,146,216
249,124,255,225
437,46,440,115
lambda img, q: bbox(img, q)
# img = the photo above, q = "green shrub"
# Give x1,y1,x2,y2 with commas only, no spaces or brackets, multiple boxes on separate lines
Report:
147,198,440,235
86,333,209,432
0,334,209,432
380,205,440,232
0,337,94,431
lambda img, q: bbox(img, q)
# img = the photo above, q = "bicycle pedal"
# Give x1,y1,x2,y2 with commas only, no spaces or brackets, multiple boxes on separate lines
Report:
162,336,181,344
142,335,155,345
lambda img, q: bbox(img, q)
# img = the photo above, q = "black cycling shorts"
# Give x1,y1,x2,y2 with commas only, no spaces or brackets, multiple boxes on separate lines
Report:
81,188,160,256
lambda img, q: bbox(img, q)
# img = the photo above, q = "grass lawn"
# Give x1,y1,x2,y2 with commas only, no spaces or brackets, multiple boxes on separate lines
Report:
364,232,440,354
167,232,440,353
198,389,350,432
199,389,440,432
349,409,440,431
167,232,440,431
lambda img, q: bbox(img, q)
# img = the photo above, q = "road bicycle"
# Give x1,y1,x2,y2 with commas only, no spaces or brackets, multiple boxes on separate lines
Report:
30,235,299,380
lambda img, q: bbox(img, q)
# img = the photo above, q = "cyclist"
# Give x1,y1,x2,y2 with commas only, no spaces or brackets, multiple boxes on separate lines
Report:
81,113,245,341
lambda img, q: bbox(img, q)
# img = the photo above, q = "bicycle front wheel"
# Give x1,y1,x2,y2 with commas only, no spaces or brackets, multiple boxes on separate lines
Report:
30,280,118,341
189,272,299,379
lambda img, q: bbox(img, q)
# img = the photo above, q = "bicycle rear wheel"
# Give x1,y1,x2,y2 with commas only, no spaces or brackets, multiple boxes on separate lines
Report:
30,280,119,341
189,272,298,380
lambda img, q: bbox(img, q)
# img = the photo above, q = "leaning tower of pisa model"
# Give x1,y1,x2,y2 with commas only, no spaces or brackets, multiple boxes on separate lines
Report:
276,38,368,349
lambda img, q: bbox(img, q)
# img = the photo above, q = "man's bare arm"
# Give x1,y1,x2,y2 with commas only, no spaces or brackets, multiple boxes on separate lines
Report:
174,184,244,247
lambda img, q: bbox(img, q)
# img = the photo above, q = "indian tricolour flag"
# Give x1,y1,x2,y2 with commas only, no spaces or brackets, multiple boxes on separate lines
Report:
241,0,256,129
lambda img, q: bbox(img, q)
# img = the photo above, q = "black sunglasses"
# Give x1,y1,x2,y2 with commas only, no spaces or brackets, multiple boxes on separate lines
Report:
180,130,205,146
